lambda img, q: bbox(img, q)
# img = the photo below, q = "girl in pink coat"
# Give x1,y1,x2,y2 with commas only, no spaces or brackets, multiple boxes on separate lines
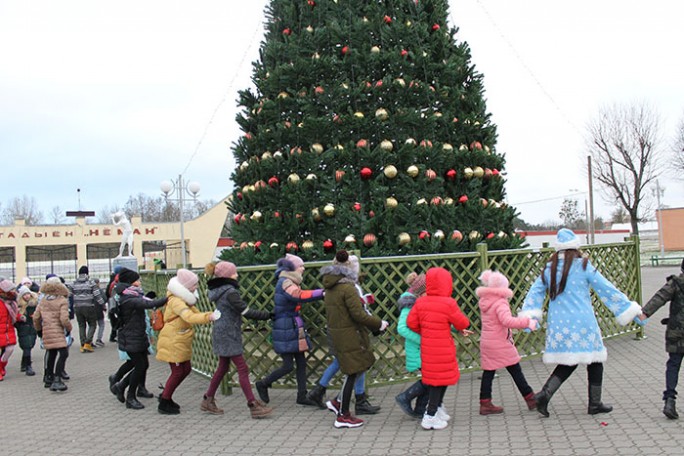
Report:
477,269,537,415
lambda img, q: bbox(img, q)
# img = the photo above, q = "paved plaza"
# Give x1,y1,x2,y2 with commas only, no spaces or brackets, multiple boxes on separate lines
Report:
2,266,683,455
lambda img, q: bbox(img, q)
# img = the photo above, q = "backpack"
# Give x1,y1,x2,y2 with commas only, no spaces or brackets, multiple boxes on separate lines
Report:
150,306,178,331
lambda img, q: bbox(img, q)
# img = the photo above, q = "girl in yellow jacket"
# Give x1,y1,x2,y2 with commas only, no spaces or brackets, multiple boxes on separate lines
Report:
156,269,220,415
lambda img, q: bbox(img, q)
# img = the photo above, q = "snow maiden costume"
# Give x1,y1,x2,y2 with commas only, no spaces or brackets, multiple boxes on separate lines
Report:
519,228,642,417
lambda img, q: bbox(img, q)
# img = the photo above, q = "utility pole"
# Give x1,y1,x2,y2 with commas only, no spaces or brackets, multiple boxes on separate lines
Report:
587,155,595,244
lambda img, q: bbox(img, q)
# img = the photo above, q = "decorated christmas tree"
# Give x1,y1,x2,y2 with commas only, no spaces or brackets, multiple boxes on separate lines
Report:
224,0,524,264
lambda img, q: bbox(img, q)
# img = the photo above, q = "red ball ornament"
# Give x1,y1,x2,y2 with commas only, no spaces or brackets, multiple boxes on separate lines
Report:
234,214,242,224
470,141,483,150
400,49,408,57
492,169,500,177
363,233,377,247
383,15,392,24
237,192,243,200
323,239,334,251
375,80,383,88
283,28,292,36
244,132,253,140
314,85,325,95
458,195,469,204
273,211,280,218
432,24,440,31
425,169,437,181
431,196,443,206
353,202,362,211
486,232,495,239
446,169,457,181
341,45,350,55
420,139,433,148
419,230,430,240
356,138,368,148
332,114,341,124
307,0,316,6
368,210,375,218
451,230,463,242
360,167,373,180
286,241,298,251
268,177,279,187
254,240,263,251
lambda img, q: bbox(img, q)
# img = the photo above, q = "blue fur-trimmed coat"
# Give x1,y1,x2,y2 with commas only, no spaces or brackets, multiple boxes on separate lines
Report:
520,255,641,365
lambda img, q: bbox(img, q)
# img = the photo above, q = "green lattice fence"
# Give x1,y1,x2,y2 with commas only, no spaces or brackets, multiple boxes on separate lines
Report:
140,237,643,394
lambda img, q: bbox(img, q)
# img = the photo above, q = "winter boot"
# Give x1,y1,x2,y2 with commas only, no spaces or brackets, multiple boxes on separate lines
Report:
255,380,270,403
355,393,381,415
306,384,327,409
200,395,224,415
534,375,563,418
395,381,426,418
137,385,154,398
43,373,54,388
50,376,68,392
25,358,35,376
297,390,320,407
479,399,504,415
663,398,679,420
110,381,126,403
158,397,181,415
523,392,537,410
248,399,273,419
587,384,613,415
126,397,145,410
0,360,7,380
60,369,70,380
108,373,118,388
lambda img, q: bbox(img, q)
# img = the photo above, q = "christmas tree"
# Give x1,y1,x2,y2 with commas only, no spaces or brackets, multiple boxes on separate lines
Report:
224,0,524,264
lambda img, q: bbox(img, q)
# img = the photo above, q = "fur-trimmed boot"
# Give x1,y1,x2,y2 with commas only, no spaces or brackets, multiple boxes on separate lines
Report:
306,384,327,409
587,384,613,415
534,375,563,418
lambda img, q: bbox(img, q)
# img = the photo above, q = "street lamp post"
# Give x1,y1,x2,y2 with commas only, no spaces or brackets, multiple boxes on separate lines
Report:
160,174,200,268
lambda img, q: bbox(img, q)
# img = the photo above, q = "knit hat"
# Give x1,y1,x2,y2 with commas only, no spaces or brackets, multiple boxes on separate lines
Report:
17,285,32,298
118,268,140,284
20,277,32,286
176,268,199,290
0,279,16,293
406,272,427,296
113,265,123,274
45,273,57,281
478,269,509,289
554,228,581,251
213,261,237,278
285,253,304,269
78,265,89,275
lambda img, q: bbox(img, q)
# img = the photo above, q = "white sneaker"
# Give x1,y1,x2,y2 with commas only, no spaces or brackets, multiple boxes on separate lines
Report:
436,405,451,422
421,413,448,430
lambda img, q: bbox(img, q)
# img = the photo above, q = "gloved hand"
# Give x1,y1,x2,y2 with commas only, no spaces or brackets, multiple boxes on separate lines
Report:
379,320,389,331
527,319,538,331
633,315,648,326
269,312,276,320
363,293,375,305
36,330,43,339
209,309,222,321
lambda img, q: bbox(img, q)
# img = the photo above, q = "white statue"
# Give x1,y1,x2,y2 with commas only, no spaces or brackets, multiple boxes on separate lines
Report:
112,211,134,257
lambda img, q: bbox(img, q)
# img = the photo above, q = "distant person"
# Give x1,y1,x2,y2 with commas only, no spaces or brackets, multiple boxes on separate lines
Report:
156,269,220,415
255,254,324,407
15,285,39,376
93,278,106,347
0,279,19,381
639,259,684,419
105,266,122,343
520,228,642,418
33,276,72,391
70,266,106,353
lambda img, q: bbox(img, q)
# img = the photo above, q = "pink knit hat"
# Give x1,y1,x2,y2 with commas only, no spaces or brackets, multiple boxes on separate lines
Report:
406,272,426,296
285,253,304,269
479,269,509,289
214,261,237,278
176,268,199,290
0,279,16,293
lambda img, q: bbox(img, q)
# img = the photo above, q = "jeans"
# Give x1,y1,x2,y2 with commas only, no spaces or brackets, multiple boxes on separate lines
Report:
319,357,366,395
664,352,684,400
262,352,308,394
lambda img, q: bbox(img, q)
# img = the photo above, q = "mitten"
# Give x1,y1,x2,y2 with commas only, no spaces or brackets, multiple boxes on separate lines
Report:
527,319,538,331
379,320,389,331
311,288,324,299
633,315,648,326
210,309,222,321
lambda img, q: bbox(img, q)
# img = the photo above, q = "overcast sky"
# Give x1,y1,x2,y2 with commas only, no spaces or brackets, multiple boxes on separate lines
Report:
1,0,682,225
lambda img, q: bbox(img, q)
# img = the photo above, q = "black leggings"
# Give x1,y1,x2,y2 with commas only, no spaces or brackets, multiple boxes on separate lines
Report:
426,385,448,416
553,362,604,384
262,352,308,394
46,348,69,377
125,351,149,400
480,363,533,400
339,373,359,415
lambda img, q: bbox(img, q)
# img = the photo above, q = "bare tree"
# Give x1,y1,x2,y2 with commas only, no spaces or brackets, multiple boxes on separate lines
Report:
558,198,581,228
673,114,684,179
585,102,664,234
0,195,44,225
49,206,67,224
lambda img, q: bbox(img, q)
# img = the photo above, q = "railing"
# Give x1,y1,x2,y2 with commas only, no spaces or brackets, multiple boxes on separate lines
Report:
140,236,642,394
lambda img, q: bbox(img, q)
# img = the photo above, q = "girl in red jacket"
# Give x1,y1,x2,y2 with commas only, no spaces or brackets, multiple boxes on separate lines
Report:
407,267,470,430
476,269,538,415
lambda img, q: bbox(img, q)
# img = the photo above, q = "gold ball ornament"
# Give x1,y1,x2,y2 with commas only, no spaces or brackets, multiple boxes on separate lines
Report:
469,230,481,241
407,165,419,177
370,45,381,54
250,211,263,222
442,143,453,152
288,173,300,183
306,174,317,181
380,140,394,152
311,143,324,154
277,91,289,99
458,144,468,152
463,167,474,179
323,203,335,216
301,240,314,250
270,243,279,249
383,165,398,178
239,161,249,170
261,151,273,160
273,151,283,159
416,198,428,205
375,108,389,120
444,197,454,205
353,111,365,119
394,78,406,88
434,230,445,240
344,234,356,244
311,208,322,222
473,166,484,178
306,25,314,33
405,137,416,146
385,197,398,209
398,232,411,246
